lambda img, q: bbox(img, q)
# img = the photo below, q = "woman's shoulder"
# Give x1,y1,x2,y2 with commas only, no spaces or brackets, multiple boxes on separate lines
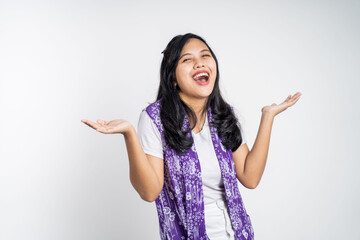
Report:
145,99,161,109
138,104,163,138
139,99,163,132
144,100,162,116
137,104,164,159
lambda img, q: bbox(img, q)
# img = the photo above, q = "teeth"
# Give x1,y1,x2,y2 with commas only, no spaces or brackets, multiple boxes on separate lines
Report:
193,72,209,79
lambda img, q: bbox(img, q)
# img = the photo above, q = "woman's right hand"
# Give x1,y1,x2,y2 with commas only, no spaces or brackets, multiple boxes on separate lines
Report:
81,119,133,135
81,117,164,202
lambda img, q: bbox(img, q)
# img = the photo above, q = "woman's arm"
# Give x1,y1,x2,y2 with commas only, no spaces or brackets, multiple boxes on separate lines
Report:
233,92,302,189
233,113,274,189
124,126,164,202
81,119,164,202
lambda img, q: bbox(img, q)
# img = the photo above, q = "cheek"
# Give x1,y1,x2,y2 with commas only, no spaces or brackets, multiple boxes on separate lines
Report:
176,66,188,83
210,62,217,77
175,67,182,82
212,60,217,69
206,59,216,70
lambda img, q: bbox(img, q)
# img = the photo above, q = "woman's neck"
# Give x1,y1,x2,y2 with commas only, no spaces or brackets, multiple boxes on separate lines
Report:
179,94,208,131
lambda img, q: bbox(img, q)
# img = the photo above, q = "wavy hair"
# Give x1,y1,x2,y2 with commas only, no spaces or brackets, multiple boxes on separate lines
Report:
156,33,243,155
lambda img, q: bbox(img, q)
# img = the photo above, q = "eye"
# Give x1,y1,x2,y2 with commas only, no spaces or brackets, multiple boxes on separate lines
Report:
183,58,191,62
202,54,211,57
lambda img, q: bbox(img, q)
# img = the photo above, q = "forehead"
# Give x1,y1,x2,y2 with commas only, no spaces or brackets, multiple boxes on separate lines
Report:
181,38,209,54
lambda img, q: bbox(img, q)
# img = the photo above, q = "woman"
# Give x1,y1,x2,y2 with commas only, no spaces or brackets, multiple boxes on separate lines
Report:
81,33,301,240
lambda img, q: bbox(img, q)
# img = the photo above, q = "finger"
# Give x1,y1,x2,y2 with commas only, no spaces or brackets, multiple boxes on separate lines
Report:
81,120,99,130
291,92,302,99
287,95,301,107
284,95,291,102
81,119,91,126
280,95,291,105
285,92,301,103
289,93,302,103
100,119,109,125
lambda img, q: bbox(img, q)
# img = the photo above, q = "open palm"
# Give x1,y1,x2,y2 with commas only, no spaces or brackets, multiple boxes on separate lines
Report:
81,118,131,134
261,92,302,117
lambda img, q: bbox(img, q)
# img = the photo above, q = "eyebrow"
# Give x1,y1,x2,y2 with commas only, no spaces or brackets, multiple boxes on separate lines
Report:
179,49,210,60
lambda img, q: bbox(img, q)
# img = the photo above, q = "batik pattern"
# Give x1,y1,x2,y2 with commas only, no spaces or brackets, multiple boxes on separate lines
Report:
145,100,254,240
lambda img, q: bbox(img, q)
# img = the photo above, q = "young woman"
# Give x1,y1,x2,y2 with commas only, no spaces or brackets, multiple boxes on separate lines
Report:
81,33,301,240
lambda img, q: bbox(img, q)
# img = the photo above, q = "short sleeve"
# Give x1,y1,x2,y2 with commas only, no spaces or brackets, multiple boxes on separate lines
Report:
239,124,247,145
137,109,164,159
231,106,247,146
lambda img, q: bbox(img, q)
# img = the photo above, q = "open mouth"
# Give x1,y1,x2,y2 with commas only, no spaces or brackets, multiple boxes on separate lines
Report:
192,72,209,83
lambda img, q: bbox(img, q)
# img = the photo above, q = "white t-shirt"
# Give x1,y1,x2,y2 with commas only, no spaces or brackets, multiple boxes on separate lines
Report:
137,109,247,238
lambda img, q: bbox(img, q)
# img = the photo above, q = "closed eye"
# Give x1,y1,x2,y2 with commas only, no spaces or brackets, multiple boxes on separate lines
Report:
182,54,210,62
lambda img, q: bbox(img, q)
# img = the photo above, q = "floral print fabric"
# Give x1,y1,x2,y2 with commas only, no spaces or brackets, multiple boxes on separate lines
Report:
145,100,254,240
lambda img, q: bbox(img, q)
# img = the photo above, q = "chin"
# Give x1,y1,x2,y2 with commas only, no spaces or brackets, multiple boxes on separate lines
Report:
197,92,213,99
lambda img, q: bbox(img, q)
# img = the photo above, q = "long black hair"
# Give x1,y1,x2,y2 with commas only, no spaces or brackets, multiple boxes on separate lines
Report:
157,33,243,155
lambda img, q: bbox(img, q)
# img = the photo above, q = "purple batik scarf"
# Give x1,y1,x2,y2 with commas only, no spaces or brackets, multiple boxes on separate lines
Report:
145,100,254,240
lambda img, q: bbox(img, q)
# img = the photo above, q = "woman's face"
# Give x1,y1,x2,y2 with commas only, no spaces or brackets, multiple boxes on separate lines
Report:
175,38,217,104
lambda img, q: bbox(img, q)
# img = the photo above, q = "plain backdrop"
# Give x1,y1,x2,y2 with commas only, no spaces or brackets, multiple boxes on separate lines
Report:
1,0,359,239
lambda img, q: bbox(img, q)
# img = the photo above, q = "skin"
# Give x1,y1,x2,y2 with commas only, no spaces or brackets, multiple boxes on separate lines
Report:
175,38,217,133
81,38,302,201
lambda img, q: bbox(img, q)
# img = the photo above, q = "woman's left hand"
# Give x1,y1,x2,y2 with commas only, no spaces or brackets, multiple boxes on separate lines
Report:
261,92,302,117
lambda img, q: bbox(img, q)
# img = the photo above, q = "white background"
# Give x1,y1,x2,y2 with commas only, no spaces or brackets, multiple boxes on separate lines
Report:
1,0,359,239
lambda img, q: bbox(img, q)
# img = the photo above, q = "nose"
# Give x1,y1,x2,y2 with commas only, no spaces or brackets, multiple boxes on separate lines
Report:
194,58,205,69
